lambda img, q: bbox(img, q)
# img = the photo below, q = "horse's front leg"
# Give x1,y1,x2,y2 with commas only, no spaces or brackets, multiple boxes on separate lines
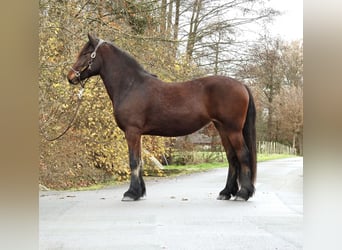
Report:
122,129,146,201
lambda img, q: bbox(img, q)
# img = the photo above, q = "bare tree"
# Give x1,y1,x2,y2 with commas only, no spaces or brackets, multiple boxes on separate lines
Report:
160,0,167,33
238,36,303,154
186,0,203,60
180,0,278,72
274,85,303,155
174,0,180,41
239,35,284,140
274,41,303,154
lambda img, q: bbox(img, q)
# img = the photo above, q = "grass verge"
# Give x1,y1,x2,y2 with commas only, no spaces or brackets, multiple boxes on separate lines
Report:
163,154,297,176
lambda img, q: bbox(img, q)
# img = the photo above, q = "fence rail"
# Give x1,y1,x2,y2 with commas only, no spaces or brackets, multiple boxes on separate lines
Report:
257,141,296,155
169,140,296,165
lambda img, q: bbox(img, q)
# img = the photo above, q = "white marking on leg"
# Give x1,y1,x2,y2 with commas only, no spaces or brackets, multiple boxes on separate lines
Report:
234,196,246,201
121,196,135,202
132,160,142,177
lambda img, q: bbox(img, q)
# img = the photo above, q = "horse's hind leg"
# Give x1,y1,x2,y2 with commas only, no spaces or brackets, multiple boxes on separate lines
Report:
227,131,255,201
217,150,240,200
215,124,239,200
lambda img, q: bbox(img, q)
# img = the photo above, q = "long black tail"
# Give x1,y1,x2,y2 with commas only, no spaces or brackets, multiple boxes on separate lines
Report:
243,85,257,184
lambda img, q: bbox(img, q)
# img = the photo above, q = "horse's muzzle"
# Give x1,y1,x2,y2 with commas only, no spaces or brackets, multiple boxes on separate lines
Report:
68,77,79,85
67,71,79,85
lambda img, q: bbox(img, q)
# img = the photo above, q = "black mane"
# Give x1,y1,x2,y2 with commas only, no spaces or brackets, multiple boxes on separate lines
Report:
109,43,158,78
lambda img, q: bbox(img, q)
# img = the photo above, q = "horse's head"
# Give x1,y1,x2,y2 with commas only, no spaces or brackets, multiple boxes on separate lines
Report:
67,33,105,86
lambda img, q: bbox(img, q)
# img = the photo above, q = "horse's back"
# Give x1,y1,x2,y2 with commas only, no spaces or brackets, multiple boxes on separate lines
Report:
155,75,249,116
196,76,250,128
182,75,249,106
169,75,248,98
199,75,247,93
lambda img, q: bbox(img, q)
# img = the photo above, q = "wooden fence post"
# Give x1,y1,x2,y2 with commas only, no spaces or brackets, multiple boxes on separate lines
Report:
257,141,296,155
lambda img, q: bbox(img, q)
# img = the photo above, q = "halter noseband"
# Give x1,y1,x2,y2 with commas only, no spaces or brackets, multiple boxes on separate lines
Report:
71,39,105,87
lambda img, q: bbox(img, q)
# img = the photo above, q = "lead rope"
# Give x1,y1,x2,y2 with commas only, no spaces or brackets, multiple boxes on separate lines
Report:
39,86,85,141
40,40,106,142
40,78,113,145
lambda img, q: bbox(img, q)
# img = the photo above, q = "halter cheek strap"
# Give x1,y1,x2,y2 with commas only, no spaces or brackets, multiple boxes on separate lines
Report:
90,39,105,60
89,39,105,70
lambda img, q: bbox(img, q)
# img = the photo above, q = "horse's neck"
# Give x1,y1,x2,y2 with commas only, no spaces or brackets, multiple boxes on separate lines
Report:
100,61,143,108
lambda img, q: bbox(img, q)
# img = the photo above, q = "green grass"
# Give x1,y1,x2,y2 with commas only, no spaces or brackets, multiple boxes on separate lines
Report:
257,153,296,162
163,162,226,176
164,153,297,176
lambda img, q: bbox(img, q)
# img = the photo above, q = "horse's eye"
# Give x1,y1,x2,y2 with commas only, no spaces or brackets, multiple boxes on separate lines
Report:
81,49,93,56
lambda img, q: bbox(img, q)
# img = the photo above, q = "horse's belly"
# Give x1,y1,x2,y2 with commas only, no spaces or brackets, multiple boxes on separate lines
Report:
144,116,210,137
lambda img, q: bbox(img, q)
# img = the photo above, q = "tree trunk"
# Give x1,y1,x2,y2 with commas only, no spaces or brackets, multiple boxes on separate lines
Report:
160,0,167,33
171,0,180,58
173,0,180,41
167,0,173,35
267,105,274,141
292,132,296,150
186,0,202,60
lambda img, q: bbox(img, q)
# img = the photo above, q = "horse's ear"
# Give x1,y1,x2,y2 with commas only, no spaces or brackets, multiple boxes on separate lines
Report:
88,33,98,47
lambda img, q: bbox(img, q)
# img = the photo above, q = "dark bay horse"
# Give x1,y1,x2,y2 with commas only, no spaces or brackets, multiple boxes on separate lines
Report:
67,34,257,201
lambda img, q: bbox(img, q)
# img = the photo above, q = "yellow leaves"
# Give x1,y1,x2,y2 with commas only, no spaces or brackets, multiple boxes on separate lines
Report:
107,21,122,31
39,3,191,188
68,169,76,177
174,63,181,72
54,27,60,35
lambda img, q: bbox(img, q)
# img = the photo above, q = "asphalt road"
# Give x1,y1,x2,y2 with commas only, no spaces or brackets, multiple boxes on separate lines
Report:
39,157,303,250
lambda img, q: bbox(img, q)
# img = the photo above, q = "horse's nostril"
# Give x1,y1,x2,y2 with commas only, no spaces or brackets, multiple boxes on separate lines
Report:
67,76,77,85
67,71,78,84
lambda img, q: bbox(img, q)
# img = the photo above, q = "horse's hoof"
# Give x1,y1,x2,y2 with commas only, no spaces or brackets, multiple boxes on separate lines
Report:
121,196,137,202
217,194,231,200
235,190,249,201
